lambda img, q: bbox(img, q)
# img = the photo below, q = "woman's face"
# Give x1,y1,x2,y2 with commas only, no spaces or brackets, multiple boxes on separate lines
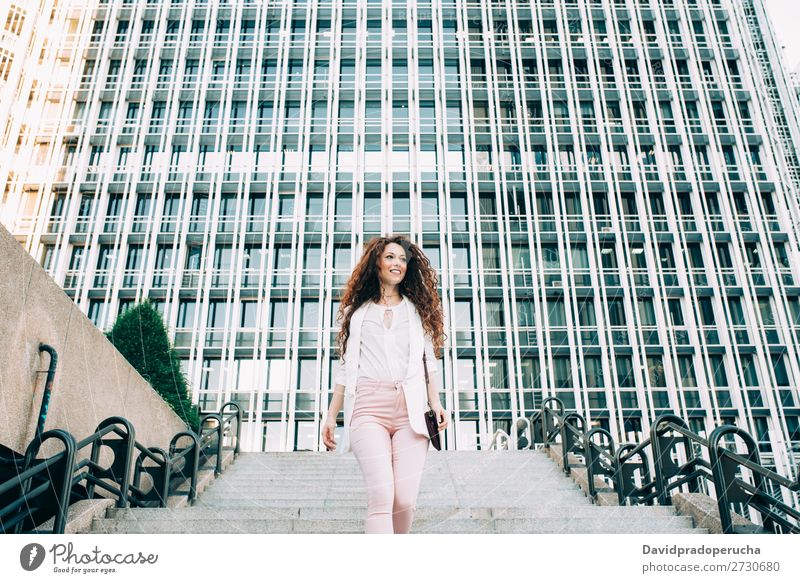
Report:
377,242,408,288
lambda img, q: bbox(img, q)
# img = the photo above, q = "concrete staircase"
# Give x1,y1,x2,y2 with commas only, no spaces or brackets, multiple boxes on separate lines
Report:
89,450,708,534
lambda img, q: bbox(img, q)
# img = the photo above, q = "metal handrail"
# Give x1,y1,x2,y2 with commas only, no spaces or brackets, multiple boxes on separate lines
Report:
130,446,171,506
514,417,532,449
489,429,511,450
615,441,657,505
559,412,586,475
537,402,618,501
709,425,800,534
35,344,58,440
167,432,201,502
0,345,59,468
129,430,200,508
1,419,137,533
584,428,616,501
198,402,241,476
540,397,564,448
0,429,76,534
1,402,238,534
525,398,799,533
73,417,135,508
649,415,711,506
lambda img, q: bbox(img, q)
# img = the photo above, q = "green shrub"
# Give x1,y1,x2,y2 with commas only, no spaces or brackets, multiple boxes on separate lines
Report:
107,300,200,432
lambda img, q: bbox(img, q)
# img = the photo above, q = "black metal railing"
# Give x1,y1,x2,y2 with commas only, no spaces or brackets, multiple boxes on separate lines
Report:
709,425,800,534
0,402,240,534
528,398,800,534
35,344,58,440
198,402,242,476
0,344,58,470
129,429,201,508
0,429,76,534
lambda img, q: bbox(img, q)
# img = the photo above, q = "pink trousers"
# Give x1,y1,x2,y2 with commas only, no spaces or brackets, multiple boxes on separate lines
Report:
349,378,430,534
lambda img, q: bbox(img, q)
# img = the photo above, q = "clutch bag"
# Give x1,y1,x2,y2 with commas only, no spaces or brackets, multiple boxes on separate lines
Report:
423,354,442,450
424,409,441,450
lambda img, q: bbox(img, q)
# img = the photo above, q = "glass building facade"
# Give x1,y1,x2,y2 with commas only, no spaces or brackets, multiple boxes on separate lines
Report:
1,1,800,473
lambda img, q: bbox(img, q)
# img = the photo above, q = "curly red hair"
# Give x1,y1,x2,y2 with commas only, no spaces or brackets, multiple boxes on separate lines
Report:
335,235,445,362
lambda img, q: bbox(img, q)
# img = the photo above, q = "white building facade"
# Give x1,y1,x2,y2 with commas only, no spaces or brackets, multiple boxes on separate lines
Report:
1,1,800,476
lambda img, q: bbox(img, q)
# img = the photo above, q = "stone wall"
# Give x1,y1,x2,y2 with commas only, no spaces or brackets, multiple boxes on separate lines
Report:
0,225,186,456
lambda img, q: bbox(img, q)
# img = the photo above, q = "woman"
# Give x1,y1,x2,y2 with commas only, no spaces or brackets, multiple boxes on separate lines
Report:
322,235,448,534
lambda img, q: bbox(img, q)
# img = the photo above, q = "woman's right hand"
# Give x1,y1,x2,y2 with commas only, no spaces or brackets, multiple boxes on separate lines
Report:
322,418,337,451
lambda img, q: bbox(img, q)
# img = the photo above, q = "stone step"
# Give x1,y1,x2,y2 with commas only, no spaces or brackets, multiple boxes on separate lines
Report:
90,516,703,535
233,454,554,461
212,473,577,482
235,453,549,458
194,486,590,499
202,489,586,498
225,470,566,480
191,495,594,508
215,473,561,482
232,458,554,464
202,481,582,492
231,453,550,462
226,459,559,467
85,450,709,535
227,464,540,470
194,493,590,505
106,504,680,521
205,474,580,485
197,483,586,496
36,500,115,534
222,466,560,475
203,489,585,498
213,474,560,483
216,460,558,474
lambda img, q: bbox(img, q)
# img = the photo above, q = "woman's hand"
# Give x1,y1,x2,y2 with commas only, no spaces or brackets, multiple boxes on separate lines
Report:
431,404,449,431
322,418,337,451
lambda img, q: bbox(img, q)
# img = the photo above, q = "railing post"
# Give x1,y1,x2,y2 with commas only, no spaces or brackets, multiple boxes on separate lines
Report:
170,431,200,504
615,445,631,505
90,417,135,508
149,448,171,508
651,414,690,506
36,344,58,440
709,425,768,534
541,397,564,450
515,417,531,450
199,413,225,476
585,428,615,502
220,402,242,456
22,430,76,534
708,426,737,534
651,416,669,506
560,412,585,475
615,445,654,506
528,412,542,446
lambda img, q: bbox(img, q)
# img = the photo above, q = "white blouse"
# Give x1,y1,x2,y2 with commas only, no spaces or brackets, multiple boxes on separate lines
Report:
333,296,438,386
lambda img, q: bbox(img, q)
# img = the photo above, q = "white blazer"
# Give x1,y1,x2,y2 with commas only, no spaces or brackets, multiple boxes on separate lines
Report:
338,299,431,454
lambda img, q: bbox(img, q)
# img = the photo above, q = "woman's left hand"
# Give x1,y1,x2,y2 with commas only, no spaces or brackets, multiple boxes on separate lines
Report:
432,404,449,431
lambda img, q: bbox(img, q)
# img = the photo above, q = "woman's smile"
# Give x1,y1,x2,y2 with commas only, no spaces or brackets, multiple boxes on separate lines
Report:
379,242,408,284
